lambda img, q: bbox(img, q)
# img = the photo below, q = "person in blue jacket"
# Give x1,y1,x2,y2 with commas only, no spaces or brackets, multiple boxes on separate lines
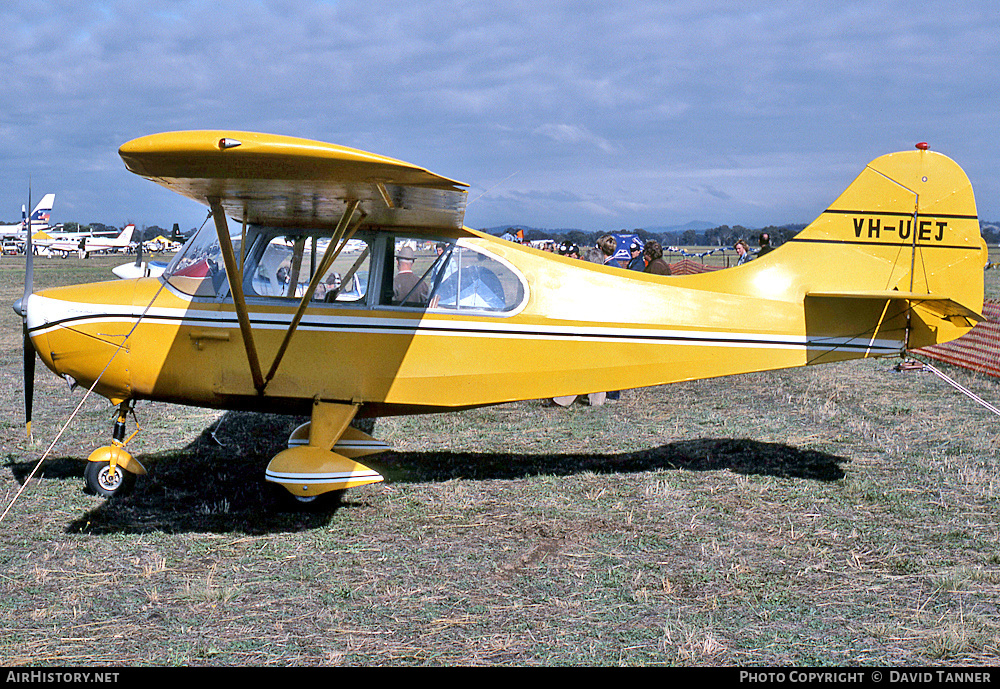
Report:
626,239,646,271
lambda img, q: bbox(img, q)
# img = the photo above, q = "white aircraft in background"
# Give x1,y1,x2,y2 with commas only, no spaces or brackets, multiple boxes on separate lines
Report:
36,223,136,257
112,243,167,279
1,193,56,239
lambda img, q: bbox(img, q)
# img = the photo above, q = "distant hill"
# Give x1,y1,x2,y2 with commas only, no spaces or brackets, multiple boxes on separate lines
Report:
641,221,718,234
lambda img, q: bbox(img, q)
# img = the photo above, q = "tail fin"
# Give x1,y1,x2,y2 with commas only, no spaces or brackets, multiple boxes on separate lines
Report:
116,224,136,245
783,147,986,352
29,193,54,229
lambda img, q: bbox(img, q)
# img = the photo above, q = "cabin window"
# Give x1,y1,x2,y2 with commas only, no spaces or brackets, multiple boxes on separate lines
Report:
248,234,370,303
379,237,526,314
379,238,442,307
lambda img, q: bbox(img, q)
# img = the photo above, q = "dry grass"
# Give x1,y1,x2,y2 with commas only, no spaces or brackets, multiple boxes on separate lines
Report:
1,254,999,666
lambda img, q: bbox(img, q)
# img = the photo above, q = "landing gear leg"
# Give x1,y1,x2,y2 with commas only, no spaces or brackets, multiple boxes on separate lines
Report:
84,400,146,498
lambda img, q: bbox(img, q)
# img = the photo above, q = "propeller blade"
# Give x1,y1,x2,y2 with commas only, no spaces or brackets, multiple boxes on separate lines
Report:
23,325,35,439
22,186,35,439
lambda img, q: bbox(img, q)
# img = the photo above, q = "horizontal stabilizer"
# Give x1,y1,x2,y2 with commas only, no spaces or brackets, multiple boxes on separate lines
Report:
806,290,985,322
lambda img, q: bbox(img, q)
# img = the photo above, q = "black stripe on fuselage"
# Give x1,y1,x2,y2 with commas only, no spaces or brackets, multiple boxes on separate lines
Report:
31,309,902,353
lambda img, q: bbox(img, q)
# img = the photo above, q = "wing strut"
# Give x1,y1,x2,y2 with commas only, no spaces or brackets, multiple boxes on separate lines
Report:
209,198,265,393
262,200,365,391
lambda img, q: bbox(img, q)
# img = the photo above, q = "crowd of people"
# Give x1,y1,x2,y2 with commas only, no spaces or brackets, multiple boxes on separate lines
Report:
547,231,774,272
535,230,775,407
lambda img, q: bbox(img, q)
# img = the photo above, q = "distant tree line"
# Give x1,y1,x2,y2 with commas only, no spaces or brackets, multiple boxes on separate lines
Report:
983,224,1000,244
508,223,807,249
498,221,1000,248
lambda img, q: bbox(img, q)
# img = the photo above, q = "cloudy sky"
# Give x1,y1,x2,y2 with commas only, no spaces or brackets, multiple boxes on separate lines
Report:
3,0,998,233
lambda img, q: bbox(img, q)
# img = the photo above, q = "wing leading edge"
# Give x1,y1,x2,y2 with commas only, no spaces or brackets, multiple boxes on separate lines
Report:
119,131,469,232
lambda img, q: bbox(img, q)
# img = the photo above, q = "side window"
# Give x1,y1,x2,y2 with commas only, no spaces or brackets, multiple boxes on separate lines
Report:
249,234,370,303
380,238,445,307
379,237,526,313
430,245,525,312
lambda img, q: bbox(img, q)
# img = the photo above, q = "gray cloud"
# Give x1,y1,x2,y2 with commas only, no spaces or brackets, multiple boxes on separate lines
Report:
2,0,998,231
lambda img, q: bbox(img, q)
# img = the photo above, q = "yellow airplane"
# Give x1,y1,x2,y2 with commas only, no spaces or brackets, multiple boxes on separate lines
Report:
14,132,986,501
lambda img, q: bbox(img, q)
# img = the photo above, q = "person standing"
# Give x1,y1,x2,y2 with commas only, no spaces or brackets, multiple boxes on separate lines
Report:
393,246,428,305
597,235,622,268
626,239,646,271
735,240,751,266
758,232,774,256
643,241,671,275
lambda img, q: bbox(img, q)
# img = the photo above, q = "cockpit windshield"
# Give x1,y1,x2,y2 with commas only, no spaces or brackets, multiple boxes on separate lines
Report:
162,222,240,297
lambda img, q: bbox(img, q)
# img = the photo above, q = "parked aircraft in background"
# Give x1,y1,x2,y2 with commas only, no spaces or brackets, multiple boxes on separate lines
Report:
35,224,136,257
113,243,167,279
142,235,182,253
1,194,56,239
112,259,167,279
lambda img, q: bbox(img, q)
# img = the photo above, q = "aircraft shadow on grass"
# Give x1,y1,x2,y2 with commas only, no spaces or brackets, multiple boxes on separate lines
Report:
10,411,848,535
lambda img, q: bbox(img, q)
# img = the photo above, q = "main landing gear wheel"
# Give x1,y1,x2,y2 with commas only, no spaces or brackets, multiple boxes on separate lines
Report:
84,460,135,498
270,483,346,511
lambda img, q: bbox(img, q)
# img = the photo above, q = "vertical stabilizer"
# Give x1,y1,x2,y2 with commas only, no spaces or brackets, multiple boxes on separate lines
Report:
787,147,986,350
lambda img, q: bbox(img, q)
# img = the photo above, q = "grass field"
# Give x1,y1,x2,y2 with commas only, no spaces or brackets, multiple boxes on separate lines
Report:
2,252,1000,666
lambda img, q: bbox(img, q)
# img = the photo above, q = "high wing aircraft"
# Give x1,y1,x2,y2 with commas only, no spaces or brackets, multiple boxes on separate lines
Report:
1,193,56,240
14,131,986,502
34,223,136,257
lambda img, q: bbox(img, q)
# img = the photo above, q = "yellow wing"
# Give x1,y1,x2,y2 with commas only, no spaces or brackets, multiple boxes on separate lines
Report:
119,130,469,231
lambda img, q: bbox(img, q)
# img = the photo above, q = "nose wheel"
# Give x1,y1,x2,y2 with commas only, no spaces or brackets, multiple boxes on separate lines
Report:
84,457,135,498
84,401,146,498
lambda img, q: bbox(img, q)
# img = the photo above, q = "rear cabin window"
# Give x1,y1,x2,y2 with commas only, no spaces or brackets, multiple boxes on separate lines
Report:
379,237,526,313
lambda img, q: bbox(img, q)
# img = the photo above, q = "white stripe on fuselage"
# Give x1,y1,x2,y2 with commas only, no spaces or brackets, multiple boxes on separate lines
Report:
25,293,904,353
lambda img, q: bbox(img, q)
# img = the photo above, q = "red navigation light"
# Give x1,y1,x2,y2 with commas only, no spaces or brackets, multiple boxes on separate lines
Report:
916,142,929,150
